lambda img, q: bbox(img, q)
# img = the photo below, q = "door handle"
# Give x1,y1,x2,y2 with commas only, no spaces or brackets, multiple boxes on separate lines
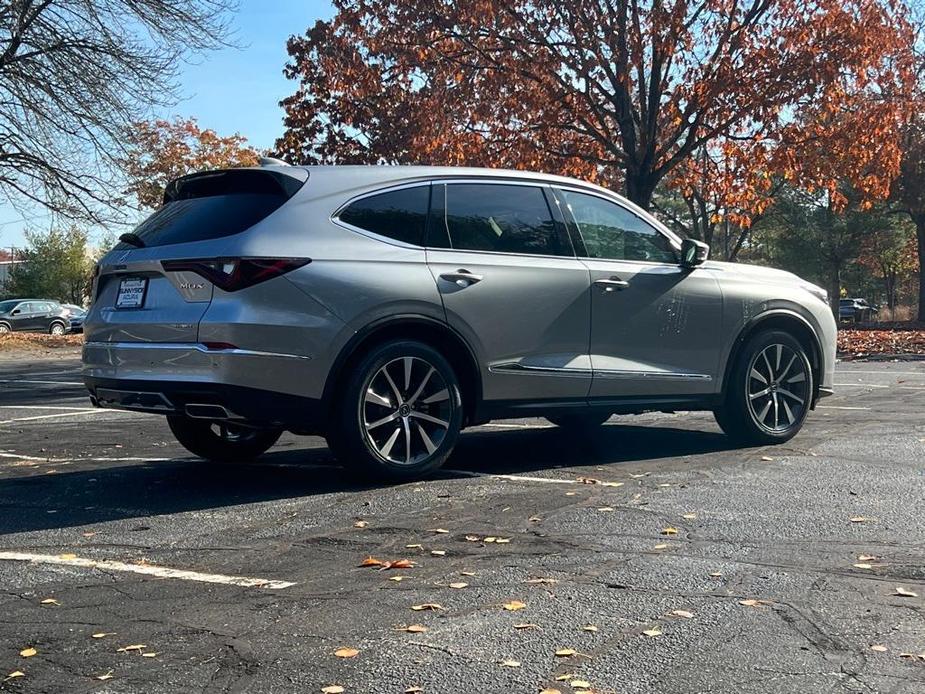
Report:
594,277,630,292
440,269,483,287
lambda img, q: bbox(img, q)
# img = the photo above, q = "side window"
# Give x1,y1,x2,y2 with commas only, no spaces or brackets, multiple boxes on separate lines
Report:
38,302,53,313
561,190,677,263
338,185,430,246
15,302,33,314
442,183,567,256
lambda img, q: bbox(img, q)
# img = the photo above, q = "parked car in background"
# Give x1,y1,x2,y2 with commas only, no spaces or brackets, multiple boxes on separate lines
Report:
839,298,878,323
64,305,88,334
0,299,71,335
82,165,836,479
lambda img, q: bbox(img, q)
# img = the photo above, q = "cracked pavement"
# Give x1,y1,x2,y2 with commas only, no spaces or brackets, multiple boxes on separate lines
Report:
0,352,923,693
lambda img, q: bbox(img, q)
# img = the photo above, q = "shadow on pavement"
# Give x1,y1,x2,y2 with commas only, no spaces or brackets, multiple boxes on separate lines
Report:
0,423,743,535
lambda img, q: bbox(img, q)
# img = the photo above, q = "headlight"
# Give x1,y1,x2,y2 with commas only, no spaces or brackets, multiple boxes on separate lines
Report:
801,283,828,304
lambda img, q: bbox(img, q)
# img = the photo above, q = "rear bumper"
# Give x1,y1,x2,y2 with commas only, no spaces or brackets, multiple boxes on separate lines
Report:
82,341,325,430
84,376,321,431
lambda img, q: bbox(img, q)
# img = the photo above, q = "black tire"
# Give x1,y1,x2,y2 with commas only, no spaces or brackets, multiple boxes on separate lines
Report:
49,321,66,336
328,340,463,480
715,329,813,445
0,322,10,334
546,412,611,430
167,416,282,462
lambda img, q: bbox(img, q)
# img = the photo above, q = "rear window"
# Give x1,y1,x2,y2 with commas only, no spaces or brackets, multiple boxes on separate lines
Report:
116,169,308,249
337,185,430,245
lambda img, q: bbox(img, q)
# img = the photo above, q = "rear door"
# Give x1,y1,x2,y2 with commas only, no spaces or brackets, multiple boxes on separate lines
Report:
87,168,308,344
426,181,592,404
9,302,36,331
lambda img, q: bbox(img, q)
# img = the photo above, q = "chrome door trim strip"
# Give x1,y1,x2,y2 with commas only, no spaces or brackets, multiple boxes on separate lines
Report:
83,341,313,361
594,369,712,381
489,362,593,378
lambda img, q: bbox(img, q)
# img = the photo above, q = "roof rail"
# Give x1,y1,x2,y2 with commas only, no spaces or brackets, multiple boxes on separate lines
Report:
259,156,290,167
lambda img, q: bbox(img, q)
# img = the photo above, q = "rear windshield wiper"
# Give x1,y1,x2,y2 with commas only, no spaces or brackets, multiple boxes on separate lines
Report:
119,232,146,248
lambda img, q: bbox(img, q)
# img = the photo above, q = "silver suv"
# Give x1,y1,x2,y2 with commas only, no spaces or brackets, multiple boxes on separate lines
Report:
83,165,836,478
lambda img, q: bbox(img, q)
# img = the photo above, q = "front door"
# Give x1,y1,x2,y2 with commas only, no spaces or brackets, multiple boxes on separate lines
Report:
426,181,592,405
555,188,724,401
10,302,37,331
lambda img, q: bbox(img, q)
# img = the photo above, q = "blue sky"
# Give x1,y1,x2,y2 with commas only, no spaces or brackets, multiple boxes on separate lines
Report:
0,0,334,250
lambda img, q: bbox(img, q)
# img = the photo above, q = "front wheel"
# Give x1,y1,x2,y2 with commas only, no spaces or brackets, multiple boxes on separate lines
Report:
715,330,813,445
49,322,66,336
167,416,282,462
328,340,463,480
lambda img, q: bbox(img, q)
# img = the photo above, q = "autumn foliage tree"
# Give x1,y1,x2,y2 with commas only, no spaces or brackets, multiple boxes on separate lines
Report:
277,0,915,217
122,117,260,208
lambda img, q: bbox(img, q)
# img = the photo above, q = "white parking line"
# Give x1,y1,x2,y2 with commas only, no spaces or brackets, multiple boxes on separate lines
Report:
0,410,133,425
817,405,872,410
834,369,925,376
0,405,101,410
0,551,296,590
444,469,587,484
0,379,83,385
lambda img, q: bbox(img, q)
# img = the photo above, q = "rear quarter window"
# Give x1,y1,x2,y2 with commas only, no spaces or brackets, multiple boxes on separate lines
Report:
337,185,430,246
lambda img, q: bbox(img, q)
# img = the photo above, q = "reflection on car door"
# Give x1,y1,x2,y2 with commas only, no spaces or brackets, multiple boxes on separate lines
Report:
426,181,592,404
555,188,724,400
10,302,36,331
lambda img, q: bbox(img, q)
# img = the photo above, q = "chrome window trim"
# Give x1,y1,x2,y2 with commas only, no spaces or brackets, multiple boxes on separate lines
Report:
594,369,712,381
83,341,313,361
489,362,592,378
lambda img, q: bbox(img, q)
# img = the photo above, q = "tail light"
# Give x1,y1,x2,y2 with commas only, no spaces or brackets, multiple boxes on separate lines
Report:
162,257,311,292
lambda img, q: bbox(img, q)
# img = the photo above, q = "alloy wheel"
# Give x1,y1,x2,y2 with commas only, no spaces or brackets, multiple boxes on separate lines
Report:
362,356,453,465
746,343,809,433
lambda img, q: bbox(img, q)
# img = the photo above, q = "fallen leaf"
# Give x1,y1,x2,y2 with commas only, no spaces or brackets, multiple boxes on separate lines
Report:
500,659,520,667
380,559,415,571
405,688,424,694
525,578,558,585
570,680,592,689
642,628,662,637
893,586,918,598
411,603,443,611
321,687,345,694
460,571,476,577
141,652,157,658
503,600,527,611
681,513,697,520
858,554,878,561
853,563,873,570
398,624,428,633
671,610,694,619
495,538,511,544
850,516,870,523
353,520,368,528
661,527,678,536
4,671,24,681
760,456,774,461
653,543,669,550
58,553,77,560
449,582,468,589
554,648,576,657
334,647,359,658
554,674,575,681
528,516,543,522
40,598,59,605
709,571,723,577
360,556,383,567
19,647,36,658
430,528,450,534
738,599,772,607
91,632,114,639
465,535,481,542
406,544,424,550
116,644,146,653
597,507,615,512
430,550,447,557
389,575,405,582
581,624,598,632
870,644,888,652
539,689,562,694
513,623,539,630
82,532,97,537
483,537,497,543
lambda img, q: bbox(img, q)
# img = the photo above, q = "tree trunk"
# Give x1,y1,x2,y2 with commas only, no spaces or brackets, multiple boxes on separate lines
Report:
915,215,925,322
624,173,657,211
829,264,841,318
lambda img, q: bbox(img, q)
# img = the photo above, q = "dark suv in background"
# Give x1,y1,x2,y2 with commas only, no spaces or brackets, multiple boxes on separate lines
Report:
0,299,71,335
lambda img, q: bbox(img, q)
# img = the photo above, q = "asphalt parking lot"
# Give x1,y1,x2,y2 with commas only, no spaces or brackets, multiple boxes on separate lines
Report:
0,352,923,693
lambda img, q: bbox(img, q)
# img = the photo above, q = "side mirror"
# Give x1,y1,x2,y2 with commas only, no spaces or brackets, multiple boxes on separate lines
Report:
680,238,710,268
10,309,20,315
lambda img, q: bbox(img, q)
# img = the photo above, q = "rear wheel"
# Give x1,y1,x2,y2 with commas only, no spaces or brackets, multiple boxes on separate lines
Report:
546,412,611,430
49,321,66,336
715,330,813,445
167,416,282,462
0,323,9,334
328,340,463,480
